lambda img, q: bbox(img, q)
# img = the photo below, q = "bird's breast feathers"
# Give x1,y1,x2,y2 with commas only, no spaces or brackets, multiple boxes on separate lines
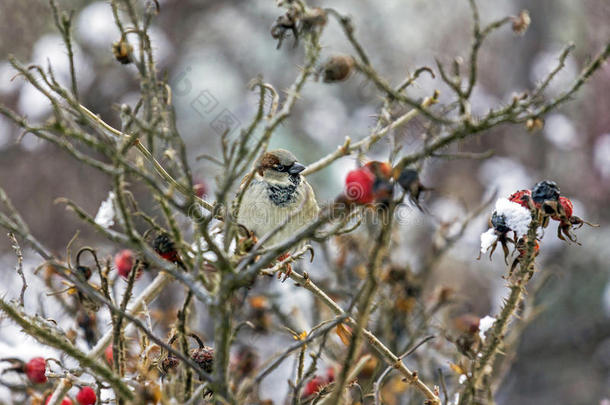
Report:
237,175,319,244
265,174,301,206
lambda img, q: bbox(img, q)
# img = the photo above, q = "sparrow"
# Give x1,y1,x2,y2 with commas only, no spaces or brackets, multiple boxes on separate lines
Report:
237,149,320,250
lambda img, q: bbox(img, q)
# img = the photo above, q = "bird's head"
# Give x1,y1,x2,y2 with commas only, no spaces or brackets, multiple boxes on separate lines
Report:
257,149,306,182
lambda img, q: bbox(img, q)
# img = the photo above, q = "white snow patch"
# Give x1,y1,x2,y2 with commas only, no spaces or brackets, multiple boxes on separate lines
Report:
494,197,532,237
478,315,496,341
480,228,498,254
94,191,116,228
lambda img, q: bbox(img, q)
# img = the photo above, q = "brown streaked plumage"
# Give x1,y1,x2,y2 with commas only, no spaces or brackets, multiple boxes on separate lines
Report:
237,149,319,248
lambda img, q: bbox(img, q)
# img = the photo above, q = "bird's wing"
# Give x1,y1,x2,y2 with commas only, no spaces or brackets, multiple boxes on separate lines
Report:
302,181,320,222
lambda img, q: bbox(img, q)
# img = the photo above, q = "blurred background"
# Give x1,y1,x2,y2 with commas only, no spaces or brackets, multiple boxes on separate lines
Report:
0,0,609,404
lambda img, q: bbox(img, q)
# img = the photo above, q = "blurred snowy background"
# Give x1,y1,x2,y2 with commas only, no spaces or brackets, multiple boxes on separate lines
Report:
0,0,609,404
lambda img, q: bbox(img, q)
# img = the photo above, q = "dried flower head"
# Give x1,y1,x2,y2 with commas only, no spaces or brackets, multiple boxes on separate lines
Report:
271,9,299,49
551,196,599,242
526,117,544,132
112,38,133,64
512,10,531,35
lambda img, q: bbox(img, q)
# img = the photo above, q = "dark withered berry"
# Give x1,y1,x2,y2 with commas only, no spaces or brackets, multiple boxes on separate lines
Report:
76,265,92,281
531,180,560,204
153,233,175,255
396,168,428,211
396,168,419,191
159,334,214,376
161,355,180,374
491,212,511,234
190,346,214,374
153,233,186,269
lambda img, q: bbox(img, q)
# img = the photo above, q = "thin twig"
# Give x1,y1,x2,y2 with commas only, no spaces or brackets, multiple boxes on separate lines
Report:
374,335,435,405
7,233,27,306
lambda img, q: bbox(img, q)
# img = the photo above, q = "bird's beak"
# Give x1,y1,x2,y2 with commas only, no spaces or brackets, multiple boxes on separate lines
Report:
289,162,306,174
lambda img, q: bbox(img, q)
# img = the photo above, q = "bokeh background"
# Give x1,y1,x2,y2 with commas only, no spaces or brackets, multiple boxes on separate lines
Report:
0,0,609,404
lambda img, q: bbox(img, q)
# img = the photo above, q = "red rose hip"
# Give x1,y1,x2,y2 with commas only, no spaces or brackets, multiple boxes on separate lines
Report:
76,386,97,405
345,167,375,204
114,249,140,280
25,357,47,384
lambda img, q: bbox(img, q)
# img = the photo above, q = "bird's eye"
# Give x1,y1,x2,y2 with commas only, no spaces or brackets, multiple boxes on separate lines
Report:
275,164,285,172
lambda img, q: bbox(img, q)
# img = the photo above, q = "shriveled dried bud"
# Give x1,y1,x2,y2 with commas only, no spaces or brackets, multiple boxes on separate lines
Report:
163,358,179,377
322,55,354,83
160,334,214,375
271,10,299,49
75,265,92,281
525,117,544,132
512,10,531,35
112,39,133,64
